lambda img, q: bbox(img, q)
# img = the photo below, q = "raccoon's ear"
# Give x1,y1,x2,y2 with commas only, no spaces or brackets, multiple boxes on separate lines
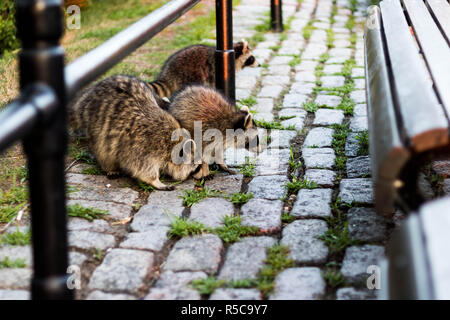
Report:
241,39,249,52
243,113,253,129
234,41,244,59
240,105,249,113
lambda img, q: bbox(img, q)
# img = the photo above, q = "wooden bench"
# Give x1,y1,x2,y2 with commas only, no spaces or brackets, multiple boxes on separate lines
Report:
380,196,450,299
364,0,450,217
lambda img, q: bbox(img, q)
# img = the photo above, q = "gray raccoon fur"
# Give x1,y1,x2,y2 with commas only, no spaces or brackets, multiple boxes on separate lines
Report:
69,75,199,190
148,40,258,101
168,85,260,179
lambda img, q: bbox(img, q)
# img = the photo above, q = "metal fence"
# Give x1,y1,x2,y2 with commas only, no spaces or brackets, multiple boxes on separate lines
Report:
0,0,283,300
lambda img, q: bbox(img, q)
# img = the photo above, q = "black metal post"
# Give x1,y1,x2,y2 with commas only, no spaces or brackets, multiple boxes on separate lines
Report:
16,0,72,299
215,0,235,103
270,0,283,32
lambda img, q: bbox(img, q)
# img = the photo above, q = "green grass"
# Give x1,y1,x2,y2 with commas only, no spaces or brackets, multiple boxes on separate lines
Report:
288,55,301,67
214,215,258,243
238,156,256,178
323,268,346,288
255,245,295,297
81,166,103,175
254,119,296,131
181,187,222,207
238,96,257,108
190,245,294,297
356,130,369,156
288,146,302,173
326,29,335,48
330,123,350,173
226,192,253,205
281,212,295,223
67,204,108,222
279,115,296,121
137,181,156,192
302,101,319,113
302,21,316,40
168,216,210,238
0,257,26,269
319,199,361,254
191,276,227,295
336,96,355,116
286,177,319,193
0,228,31,246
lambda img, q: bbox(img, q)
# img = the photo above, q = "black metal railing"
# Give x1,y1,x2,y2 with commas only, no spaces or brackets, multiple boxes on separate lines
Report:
0,0,283,300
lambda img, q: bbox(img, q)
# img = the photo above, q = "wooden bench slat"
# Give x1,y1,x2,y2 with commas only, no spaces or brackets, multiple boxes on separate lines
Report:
427,0,450,45
365,6,411,216
380,0,449,153
404,0,450,122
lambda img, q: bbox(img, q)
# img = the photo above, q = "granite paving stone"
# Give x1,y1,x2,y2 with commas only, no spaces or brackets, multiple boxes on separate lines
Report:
290,189,333,218
270,268,326,300
218,236,276,280
88,249,154,294
241,199,283,234
163,234,223,274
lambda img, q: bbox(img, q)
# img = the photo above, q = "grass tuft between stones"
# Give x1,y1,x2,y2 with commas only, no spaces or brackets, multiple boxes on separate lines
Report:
169,215,258,243
191,244,295,298
67,204,108,222
0,257,26,269
0,228,31,246
238,156,256,178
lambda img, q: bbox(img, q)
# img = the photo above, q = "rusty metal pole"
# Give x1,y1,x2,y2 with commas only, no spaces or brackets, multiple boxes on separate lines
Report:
16,0,73,299
215,0,235,103
271,0,283,32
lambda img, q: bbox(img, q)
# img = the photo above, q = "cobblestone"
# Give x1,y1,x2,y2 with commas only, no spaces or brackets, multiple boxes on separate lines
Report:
339,178,374,204
281,220,329,264
336,287,377,300
303,127,334,148
164,234,223,274
315,95,342,107
189,198,234,228
218,236,276,281
88,249,154,293
270,267,326,300
346,156,371,178
347,208,386,242
290,189,333,218
304,169,336,187
210,288,261,300
119,228,170,252
247,175,288,200
303,148,335,169
313,109,344,125
241,199,283,234
341,245,385,286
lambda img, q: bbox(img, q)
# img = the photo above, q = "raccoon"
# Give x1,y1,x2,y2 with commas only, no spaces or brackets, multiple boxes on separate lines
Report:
149,40,259,101
168,85,261,179
69,75,199,190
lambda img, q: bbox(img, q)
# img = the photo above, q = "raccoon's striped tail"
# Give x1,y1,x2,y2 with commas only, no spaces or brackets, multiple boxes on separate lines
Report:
147,80,171,99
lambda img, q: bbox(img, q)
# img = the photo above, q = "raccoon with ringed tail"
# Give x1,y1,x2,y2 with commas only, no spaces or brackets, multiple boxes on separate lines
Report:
148,40,259,102
69,75,199,190
168,85,261,180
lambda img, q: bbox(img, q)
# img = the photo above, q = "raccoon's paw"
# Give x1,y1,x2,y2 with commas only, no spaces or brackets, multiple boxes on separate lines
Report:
203,174,214,181
162,185,175,191
106,171,121,179
219,163,236,175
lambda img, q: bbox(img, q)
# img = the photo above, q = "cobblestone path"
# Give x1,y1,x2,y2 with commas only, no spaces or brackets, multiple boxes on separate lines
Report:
0,0,391,300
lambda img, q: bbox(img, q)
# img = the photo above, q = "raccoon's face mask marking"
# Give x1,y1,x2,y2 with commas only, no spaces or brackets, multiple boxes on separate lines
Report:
234,40,259,71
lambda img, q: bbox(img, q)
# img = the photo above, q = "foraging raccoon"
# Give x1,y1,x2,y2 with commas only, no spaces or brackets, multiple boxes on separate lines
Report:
148,40,259,101
69,75,199,190
168,85,261,179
